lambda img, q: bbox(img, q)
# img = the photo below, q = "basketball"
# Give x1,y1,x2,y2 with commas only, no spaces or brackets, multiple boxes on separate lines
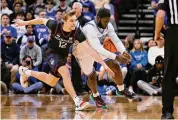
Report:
103,37,117,53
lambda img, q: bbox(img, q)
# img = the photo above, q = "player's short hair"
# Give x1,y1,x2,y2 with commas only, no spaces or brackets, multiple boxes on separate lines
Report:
63,10,76,21
97,8,111,18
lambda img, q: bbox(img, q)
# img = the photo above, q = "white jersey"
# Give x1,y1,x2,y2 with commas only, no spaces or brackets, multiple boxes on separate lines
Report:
82,20,126,60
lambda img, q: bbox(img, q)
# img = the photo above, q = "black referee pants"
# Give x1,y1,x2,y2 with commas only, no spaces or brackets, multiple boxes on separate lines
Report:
162,25,178,114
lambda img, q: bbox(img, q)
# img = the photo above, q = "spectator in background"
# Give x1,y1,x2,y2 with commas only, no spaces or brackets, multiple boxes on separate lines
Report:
0,14,17,40
13,0,27,12
123,34,135,52
72,2,89,27
148,35,164,66
93,0,108,12
82,3,95,21
145,39,156,51
28,0,45,16
45,1,56,19
104,3,117,32
10,2,23,23
1,32,20,85
137,56,164,96
54,0,71,13
55,9,64,22
34,10,50,46
80,0,96,16
25,12,35,21
20,36,42,67
1,0,13,15
129,39,148,93
12,55,43,94
17,25,40,48
0,57,10,94
11,12,27,40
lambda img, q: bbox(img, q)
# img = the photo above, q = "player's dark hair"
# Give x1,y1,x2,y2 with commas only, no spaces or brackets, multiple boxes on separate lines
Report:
97,8,111,18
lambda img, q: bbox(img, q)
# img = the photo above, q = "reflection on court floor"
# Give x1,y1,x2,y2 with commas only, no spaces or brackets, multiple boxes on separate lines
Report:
1,94,178,119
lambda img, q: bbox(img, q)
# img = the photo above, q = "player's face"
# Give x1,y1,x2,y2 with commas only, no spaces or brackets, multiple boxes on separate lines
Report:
65,15,77,31
100,17,110,29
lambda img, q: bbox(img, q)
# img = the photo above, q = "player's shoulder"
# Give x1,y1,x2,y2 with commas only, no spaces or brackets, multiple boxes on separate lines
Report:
83,20,96,28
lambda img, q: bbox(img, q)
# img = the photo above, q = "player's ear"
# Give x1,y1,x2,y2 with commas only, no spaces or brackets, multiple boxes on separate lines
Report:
96,16,100,22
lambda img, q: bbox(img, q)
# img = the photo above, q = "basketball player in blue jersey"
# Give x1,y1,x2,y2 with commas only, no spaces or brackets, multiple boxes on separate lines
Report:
14,10,115,110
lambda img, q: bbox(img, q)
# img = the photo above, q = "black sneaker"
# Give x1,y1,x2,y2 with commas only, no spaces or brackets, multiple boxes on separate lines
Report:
90,94,107,108
118,89,142,102
161,112,174,119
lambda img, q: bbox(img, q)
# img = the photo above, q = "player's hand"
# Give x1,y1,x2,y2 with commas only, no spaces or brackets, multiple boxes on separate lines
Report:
103,64,115,78
14,19,28,27
154,33,160,42
115,54,130,64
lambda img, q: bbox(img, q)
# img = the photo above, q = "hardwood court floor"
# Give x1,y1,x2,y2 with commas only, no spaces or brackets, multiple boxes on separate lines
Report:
1,94,178,119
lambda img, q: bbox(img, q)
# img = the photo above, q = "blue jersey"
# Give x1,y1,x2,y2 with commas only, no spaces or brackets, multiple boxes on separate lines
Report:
1,25,17,39
34,25,49,41
46,10,56,19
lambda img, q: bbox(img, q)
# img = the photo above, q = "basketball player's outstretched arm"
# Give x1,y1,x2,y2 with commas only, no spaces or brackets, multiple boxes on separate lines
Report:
14,18,48,26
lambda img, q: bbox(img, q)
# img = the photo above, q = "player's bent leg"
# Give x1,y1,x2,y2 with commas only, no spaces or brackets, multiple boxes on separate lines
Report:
58,65,90,111
88,71,107,108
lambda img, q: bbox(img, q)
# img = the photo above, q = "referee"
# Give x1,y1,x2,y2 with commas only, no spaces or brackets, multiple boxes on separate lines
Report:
155,0,178,119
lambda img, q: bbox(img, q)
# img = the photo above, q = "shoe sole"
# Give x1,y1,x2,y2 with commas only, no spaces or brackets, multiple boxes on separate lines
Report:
128,96,142,102
75,102,90,111
90,94,107,109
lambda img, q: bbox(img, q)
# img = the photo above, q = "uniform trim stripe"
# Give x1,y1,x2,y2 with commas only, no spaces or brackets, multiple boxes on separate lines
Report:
173,0,178,24
169,0,174,24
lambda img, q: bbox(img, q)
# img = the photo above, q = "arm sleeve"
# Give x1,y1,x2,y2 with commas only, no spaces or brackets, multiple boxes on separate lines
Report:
107,23,126,54
33,46,42,66
46,19,58,32
158,0,169,11
82,25,116,60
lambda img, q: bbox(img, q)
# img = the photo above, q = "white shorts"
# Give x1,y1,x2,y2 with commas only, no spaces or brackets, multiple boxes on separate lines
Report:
72,43,107,76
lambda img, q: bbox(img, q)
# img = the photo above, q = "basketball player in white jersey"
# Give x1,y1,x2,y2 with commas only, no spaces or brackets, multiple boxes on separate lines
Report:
74,8,142,108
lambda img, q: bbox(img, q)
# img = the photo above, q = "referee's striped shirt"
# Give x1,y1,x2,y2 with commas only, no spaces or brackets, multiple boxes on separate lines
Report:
159,0,178,25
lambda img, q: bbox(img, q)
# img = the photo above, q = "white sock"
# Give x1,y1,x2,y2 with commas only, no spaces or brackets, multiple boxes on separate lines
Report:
129,86,134,93
73,96,80,105
93,92,99,97
117,85,124,91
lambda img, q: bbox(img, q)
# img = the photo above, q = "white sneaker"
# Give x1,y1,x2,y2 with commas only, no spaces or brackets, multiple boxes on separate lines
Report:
75,101,90,111
19,66,29,88
19,66,29,77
